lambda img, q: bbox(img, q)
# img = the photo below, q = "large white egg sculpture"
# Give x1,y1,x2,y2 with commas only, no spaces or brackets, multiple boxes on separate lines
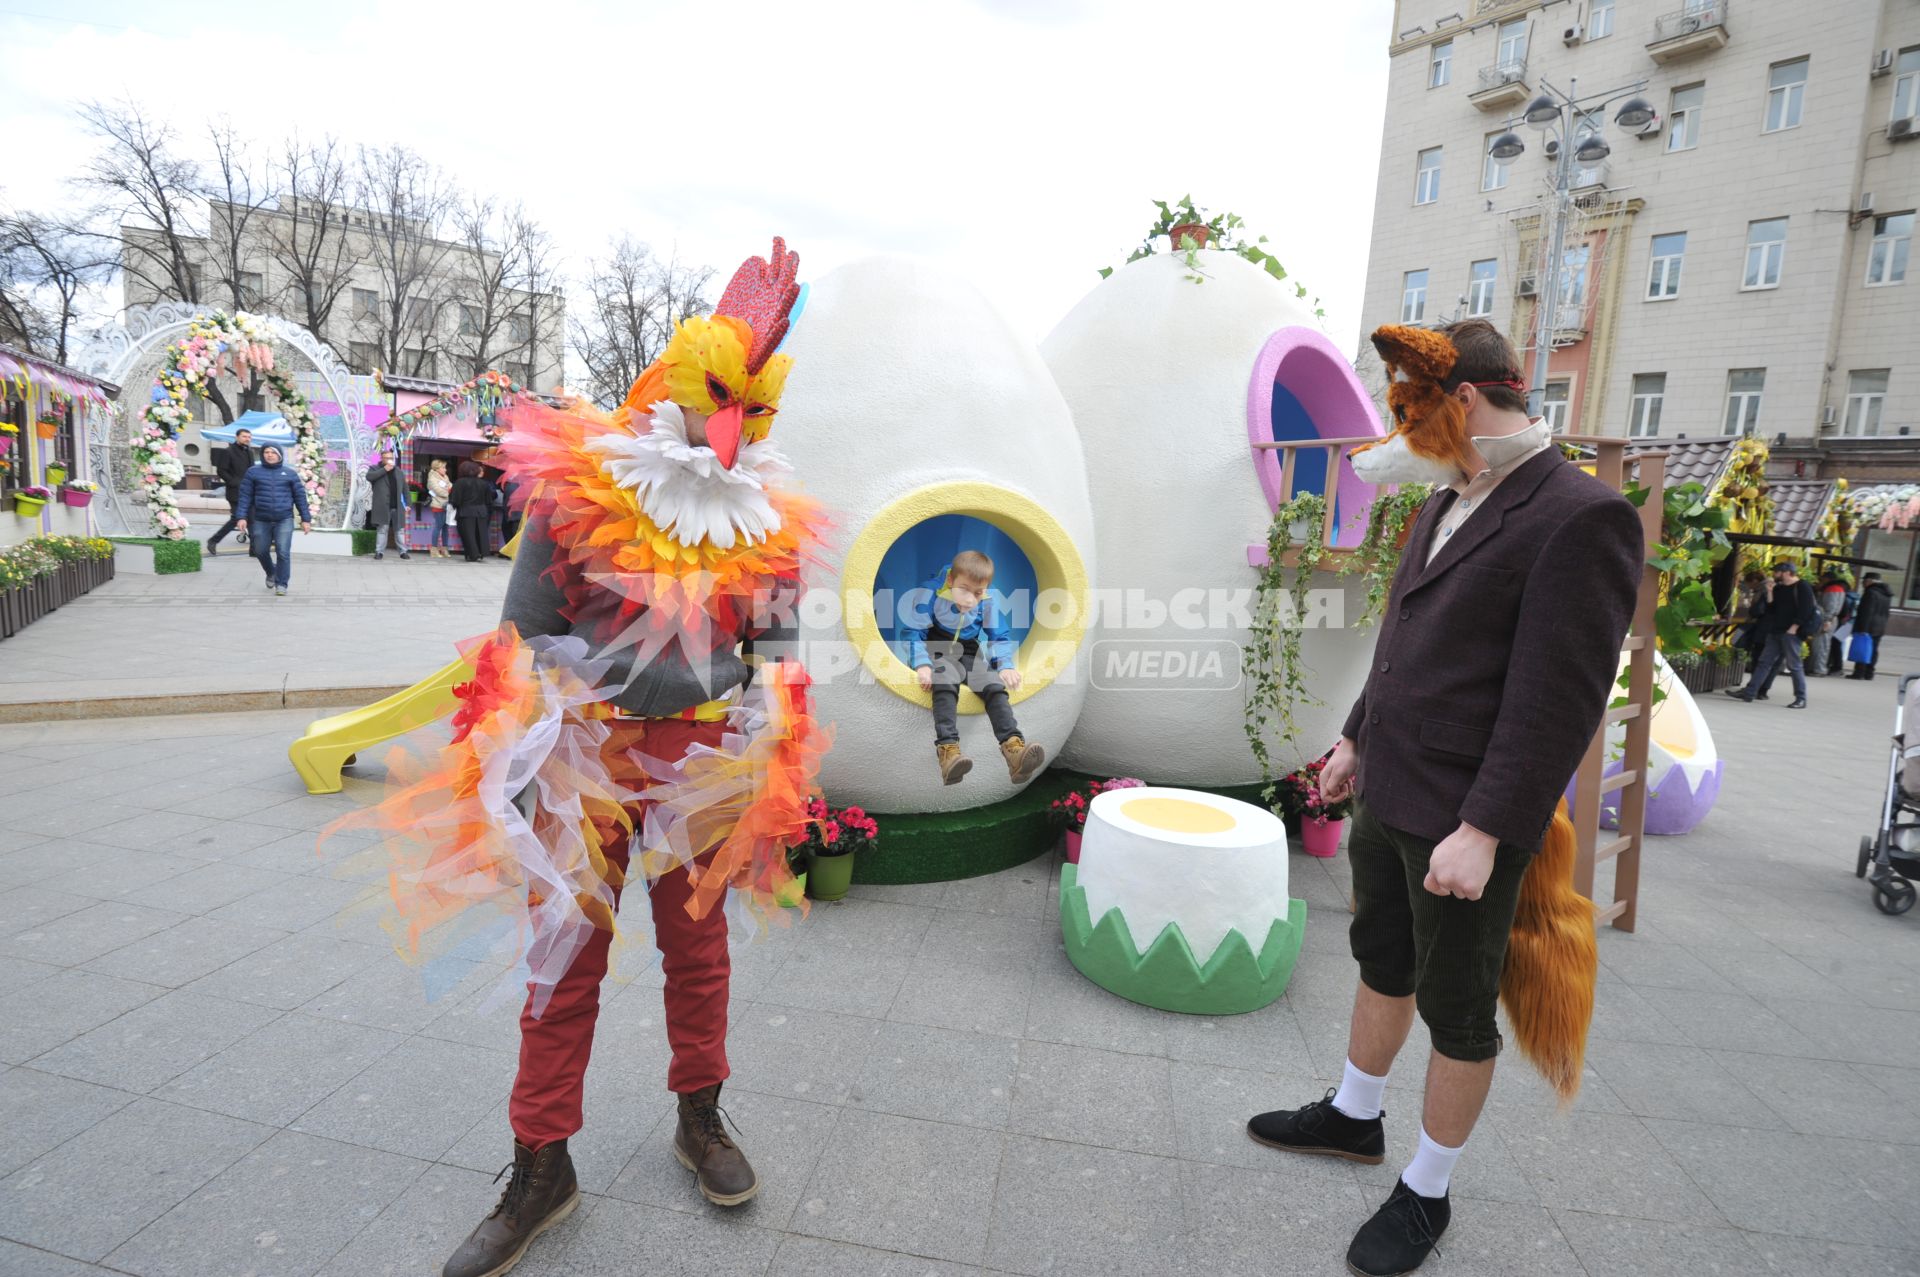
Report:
1042,250,1384,786
1597,650,1723,835
774,256,1097,813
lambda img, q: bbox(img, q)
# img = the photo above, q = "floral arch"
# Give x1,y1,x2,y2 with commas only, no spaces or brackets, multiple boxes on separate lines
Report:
92,305,368,537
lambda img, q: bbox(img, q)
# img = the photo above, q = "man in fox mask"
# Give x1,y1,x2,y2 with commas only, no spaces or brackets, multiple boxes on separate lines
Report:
1247,319,1644,1275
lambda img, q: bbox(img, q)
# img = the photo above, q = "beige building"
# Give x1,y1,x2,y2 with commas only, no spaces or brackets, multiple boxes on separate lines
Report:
1362,0,1918,448
123,199,565,393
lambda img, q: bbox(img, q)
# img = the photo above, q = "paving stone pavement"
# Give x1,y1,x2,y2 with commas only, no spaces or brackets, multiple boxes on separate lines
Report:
0,533,511,707
0,651,1916,1274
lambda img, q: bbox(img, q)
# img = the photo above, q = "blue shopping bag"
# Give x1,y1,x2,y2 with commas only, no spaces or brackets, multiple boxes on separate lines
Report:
1849,632,1876,665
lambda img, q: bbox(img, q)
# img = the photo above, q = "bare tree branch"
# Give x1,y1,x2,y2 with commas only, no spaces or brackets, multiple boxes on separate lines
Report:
568,237,713,408
264,133,366,338
0,211,114,363
74,99,206,306
354,144,457,379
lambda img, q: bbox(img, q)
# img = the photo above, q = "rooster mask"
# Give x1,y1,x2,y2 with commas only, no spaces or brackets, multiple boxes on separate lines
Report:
1349,324,1480,487
583,238,805,551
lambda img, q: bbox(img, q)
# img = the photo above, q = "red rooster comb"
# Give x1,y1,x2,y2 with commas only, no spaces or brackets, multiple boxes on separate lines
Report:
716,237,801,375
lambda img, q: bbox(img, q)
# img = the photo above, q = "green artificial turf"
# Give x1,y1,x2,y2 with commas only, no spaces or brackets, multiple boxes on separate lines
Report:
107,536,203,574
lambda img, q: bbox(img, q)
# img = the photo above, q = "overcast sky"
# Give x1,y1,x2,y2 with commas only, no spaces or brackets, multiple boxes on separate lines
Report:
0,0,1395,354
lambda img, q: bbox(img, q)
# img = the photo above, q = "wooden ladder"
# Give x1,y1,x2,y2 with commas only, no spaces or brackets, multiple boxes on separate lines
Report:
1562,435,1666,932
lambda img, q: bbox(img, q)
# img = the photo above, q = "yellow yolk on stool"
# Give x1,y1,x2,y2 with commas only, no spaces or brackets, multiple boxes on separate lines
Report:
1120,796,1237,835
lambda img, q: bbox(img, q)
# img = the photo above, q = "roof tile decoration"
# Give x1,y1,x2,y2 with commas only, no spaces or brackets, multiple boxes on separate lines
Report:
1626,436,1739,492
1769,478,1837,541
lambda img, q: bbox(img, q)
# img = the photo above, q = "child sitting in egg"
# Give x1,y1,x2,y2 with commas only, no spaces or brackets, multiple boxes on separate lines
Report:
904,550,1046,786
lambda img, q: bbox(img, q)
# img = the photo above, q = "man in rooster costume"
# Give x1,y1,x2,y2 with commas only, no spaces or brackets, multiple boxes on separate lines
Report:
1247,319,1643,1276
350,241,827,1277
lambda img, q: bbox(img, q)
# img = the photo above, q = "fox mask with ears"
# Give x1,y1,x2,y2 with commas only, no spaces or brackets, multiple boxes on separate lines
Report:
1349,324,1479,487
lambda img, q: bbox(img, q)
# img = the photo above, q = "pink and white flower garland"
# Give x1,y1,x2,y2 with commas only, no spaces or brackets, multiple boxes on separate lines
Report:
136,313,326,538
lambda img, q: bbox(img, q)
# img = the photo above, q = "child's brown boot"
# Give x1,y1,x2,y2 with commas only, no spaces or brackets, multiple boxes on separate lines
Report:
936,742,971,785
1000,735,1046,783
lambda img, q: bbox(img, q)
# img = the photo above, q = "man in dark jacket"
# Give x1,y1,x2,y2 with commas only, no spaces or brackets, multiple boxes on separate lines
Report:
235,443,312,595
365,451,412,561
1851,572,1894,679
205,427,254,555
1726,561,1820,707
1245,320,1644,1277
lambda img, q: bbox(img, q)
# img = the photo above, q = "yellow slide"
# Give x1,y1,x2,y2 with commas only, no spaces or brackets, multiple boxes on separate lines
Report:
287,529,519,794
288,656,471,794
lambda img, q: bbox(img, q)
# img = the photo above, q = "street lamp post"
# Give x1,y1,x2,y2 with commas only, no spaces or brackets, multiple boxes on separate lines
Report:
1488,81,1653,421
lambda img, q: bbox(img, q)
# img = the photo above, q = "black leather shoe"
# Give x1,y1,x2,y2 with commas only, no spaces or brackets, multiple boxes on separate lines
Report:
1348,1179,1451,1277
1722,689,1754,702
1788,698,1807,709
1247,1088,1386,1164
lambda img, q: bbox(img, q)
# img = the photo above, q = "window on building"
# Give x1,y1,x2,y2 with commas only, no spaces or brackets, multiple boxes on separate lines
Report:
507,361,533,388
405,349,437,380
1894,47,1920,124
1629,374,1666,437
1647,232,1687,299
353,287,379,320
1667,84,1704,152
1765,58,1808,133
1497,18,1528,68
1724,368,1765,434
1541,381,1570,432
1868,212,1913,287
1560,244,1591,312
1743,218,1787,290
349,341,379,373
1588,0,1614,40
237,270,264,309
407,297,435,331
459,304,482,337
0,396,22,498
1401,269,1429,323
508,313,532,346
1468,259,1498,316
1844,370,1890,437
1571,114,1607,186
1415,147,1443,205
1482,132,1510,191
1430,39,1452,88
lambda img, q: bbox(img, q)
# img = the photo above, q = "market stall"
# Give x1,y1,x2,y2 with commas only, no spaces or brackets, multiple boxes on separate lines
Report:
0,344,114,548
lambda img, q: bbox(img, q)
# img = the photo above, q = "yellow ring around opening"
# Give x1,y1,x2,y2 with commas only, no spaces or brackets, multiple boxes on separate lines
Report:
842,481,1090,712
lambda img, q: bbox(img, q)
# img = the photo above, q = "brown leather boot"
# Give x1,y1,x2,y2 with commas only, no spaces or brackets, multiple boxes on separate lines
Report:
673,1083,760,1207
441,1139,579,1277
936,742,972,785
1000,735,1046,783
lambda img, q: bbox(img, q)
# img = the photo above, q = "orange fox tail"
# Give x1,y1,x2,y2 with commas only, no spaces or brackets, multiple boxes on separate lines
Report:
1498,800,1598,1106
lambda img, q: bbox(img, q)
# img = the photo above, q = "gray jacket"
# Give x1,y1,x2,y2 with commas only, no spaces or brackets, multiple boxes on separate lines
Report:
500,511,802,716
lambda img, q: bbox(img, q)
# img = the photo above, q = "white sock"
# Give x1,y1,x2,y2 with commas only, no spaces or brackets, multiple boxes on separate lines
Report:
1401,1127,1464,1198
1331,1059,1388,1121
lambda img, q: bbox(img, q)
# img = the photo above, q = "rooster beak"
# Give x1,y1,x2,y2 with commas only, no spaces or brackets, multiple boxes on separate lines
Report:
705,402,745,468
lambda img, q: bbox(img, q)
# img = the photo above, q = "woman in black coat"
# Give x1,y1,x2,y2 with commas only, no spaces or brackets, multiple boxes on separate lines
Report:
449,460,495,562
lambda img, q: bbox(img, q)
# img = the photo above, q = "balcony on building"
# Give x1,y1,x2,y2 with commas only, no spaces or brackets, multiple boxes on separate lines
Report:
1647,1,1730,64
1571,159,1610,191
1471,60,1530,111
1552,305,1589,340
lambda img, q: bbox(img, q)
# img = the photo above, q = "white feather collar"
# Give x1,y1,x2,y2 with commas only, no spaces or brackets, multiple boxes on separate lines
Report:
582,401,790,551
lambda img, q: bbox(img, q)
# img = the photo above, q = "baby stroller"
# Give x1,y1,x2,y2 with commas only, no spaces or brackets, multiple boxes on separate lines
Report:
1857,672,1920,915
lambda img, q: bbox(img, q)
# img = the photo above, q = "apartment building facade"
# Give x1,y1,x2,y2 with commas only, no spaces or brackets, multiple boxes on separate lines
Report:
1362,0,1918,446
123,199,565,394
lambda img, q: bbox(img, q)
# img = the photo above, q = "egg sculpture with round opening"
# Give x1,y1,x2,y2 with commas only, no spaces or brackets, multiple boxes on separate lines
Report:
1042,249,1384,789
773,256,1097,880
1061,786,1305,1013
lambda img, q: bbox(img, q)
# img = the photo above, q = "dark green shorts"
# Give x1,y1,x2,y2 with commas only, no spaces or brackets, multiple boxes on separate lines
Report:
1346,799,1533,1062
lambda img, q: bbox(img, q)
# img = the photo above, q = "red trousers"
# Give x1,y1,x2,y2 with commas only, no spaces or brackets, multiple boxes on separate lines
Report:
509,718,732,1150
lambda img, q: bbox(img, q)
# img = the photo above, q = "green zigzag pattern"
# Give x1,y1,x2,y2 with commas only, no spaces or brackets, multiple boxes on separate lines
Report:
1058,864,1305,1016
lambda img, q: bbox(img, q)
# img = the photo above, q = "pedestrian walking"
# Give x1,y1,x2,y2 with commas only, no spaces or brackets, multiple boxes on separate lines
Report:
234,443,312,596
205,427,255,555
366,450,412,561
1850,572,1893,679
450,460,493,562
1725,561,1820,708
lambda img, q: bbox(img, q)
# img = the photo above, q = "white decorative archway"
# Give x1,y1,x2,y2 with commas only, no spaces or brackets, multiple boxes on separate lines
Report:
89,304,370,533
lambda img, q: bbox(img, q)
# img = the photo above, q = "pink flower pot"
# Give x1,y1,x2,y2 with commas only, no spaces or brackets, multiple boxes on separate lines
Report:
1300,816,1344,858
59,489,92,508
1064,829,1083,864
